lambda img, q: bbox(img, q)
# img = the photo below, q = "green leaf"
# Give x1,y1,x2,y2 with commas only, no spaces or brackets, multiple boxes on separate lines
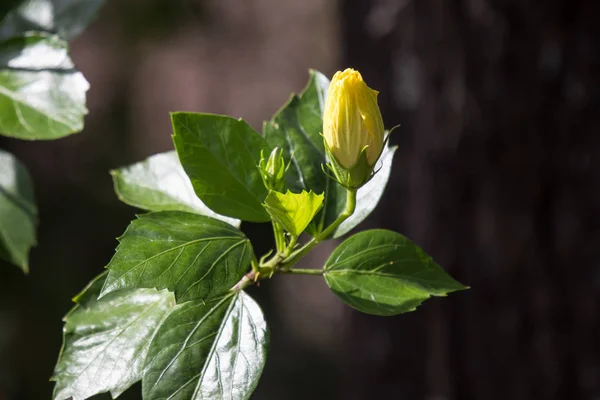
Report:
0,0,106,40
111,151,240,228
172,112,272,222
0,149,37,272
263,69,329,194
263,190,323,237
324,229,467,316
143,291,268,400
52,273,176,400
101,211,252,303
264,70,344,233
333,144,397,238
0,32,89,139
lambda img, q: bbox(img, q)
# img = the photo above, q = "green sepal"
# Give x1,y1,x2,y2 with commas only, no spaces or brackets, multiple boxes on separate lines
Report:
324,139,373,190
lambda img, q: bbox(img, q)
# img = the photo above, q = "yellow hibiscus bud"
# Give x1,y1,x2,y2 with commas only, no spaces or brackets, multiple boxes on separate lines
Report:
323,68,385,189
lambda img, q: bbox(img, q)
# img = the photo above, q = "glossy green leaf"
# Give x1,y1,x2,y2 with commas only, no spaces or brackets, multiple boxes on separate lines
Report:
263,190,323,237
333,144,397,238
0,149,37,272
324,229,467,316
0,0,106,40
101,211,252,302
264,70,345,234
0,32,89,139
52,273,176,400
143,291,268,400
172,112,272,222
111,151,240,228
263,69,328,193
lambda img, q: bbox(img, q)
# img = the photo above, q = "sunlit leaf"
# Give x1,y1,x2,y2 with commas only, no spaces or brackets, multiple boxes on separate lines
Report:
324,229,467,316
263,190,323,237
0,32,88,139
52,273,176,400
101,211,252,302
111,151,240,227
143,291,268,400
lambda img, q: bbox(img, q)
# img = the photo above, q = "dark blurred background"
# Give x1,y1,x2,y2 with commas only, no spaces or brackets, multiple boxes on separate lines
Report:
2,0,600,399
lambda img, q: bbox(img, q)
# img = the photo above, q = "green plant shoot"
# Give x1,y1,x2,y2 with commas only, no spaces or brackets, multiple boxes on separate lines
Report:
51,68,467,400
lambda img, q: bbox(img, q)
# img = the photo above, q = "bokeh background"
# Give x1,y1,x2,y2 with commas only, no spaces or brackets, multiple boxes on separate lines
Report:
2,0,600,399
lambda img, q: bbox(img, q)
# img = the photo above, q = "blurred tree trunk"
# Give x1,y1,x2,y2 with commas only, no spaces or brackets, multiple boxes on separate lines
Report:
339,0,600,399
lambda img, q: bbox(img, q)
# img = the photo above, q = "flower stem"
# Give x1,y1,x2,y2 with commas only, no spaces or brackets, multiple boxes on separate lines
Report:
278,268,324,275
317,188,357,240
273,222,285,254
283,235,298,258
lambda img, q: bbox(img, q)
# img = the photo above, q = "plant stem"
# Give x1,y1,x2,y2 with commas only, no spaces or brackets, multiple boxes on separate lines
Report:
231,270,257,291
281,188,356,268
283,235,298,258
273,222,285,254
234,188,357,291
277,268,324,275
317,188,357,240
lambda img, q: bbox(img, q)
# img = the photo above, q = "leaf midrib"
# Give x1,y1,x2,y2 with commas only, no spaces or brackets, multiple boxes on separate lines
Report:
325,243,405,269
325,268,459,291
147,293,235,396
191,292,240,399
